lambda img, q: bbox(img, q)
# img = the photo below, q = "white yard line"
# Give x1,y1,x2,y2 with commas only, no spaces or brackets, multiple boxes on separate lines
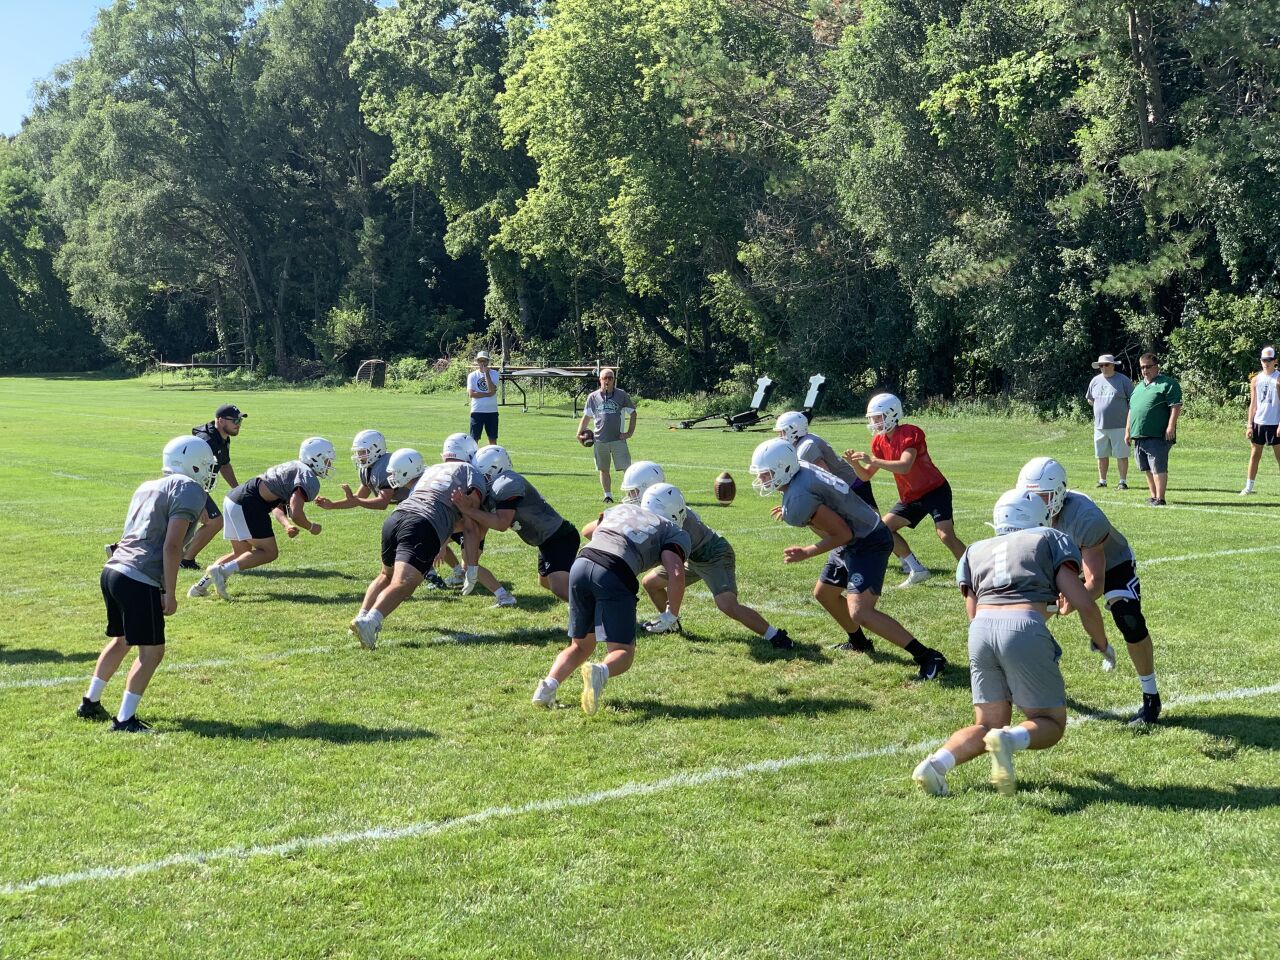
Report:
948,486,1267,519
4,681,1279,896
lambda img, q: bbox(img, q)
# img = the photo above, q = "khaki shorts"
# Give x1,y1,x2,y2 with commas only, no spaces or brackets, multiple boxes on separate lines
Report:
685,539,737,597
593,439,632,471
1093,427,1128,459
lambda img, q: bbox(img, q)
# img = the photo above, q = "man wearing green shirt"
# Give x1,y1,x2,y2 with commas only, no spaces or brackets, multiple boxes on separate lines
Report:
1125,353,1182,506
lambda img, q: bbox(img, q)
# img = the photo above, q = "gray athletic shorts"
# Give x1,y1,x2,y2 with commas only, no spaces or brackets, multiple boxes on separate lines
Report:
593,439,632,472
968,610,1066,709
685,538,737,597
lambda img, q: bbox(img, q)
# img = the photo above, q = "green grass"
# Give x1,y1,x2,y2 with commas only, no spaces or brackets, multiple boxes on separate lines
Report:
2,375,1279,959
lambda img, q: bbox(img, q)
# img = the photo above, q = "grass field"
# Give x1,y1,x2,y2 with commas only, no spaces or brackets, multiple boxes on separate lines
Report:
2,374,1280,959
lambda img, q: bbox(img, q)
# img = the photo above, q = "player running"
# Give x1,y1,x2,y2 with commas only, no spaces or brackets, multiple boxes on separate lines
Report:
775,411,877,509
78,436,218,732
912,490,1113,796
843,393,965,588
531,490,691,714
188,437,335,600
1017,457,1162,724
750,439,946,677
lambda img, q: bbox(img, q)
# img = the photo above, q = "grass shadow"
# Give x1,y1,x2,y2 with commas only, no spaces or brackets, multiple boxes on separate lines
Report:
402,627,567,648
243,591,363,606
1163,712,1280,751
745,640,831,664
166,716,435,743
257,568,363,581
1044,771,1280,815
611,691,870,723
0,647,97,666
1179,500,1277,508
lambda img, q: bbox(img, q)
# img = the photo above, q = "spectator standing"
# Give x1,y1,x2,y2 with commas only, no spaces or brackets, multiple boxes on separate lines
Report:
1085,354,1134,490
1125,353,1182,506
578,368,635,503
182,403,245,568
1241,345,1280,495
467,351,500,444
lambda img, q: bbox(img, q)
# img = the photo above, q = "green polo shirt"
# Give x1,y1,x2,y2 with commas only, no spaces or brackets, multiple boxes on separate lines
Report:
1129,374,1183,438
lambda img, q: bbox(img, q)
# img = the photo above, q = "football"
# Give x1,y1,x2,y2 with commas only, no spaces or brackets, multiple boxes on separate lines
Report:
578,428,595,448
714,471,736,505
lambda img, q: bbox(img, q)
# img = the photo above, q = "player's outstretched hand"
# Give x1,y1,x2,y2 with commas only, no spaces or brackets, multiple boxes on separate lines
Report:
844,450,869,466
162,593,177,616
309,524,322,536
1056,592,1074,617
770,505,784,521
783,545,811,564
315,496,335,509
285,525,300,539
341,483,354,498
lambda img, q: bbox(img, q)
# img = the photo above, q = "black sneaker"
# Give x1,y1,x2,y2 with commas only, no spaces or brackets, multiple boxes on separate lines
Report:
1153,498,1167,506
1145,497,1158,506
1117,480,1128,490
179,558,201,571
76,697,111,721
1128,693,1162,725
1096,480,1107,488
423,569,447,590
915,652,947,682
110,715,155,734
603,495,614,504
768,629,794,650
834,634,874,654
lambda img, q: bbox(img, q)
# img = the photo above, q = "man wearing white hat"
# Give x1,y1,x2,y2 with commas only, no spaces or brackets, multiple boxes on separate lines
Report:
1085,353,1134,490
467,350,500,445
1241,345,1280,495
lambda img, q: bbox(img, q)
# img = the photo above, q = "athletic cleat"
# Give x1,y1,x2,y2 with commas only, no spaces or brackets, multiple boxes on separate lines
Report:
187,580,210,599
603,495,614,504
834,634,874,654
1117,480,1128,490
1128,692,1162,725
493,594,518,608
768,629,794,650
915,652,947,682
897,568,931,589
1240,487,1256,496
580,662,608,715
209,565,230,600
983,727,1017,795
1152,498,1167,506
532,679,558,709
110,715,156,734
179,558,201,571
423,569,448,590
912,757,949,797
1095,480,1107,488
349,615,380,650
443,569,465,588
76,697,111,722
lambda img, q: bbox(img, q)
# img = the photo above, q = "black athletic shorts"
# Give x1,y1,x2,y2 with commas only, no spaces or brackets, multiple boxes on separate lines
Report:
226,480,276,540
537,521,581,577
1102,559,1141,605
381,511,443,575
203,493,222,520
889,480,954,528
450,530,486,555
101,566,165,646
1251,423,1279,447
853,480,878,512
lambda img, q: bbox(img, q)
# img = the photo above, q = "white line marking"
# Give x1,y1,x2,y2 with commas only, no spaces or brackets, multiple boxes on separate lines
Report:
1140,544,1280,567
51,472,90,481
948,486,1266,519
5,682,1279,895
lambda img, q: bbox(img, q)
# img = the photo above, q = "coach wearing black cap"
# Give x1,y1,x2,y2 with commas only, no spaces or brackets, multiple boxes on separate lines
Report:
182,404,246,568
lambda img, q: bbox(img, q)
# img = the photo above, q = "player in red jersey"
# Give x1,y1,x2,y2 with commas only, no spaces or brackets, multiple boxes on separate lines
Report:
843,393,965,588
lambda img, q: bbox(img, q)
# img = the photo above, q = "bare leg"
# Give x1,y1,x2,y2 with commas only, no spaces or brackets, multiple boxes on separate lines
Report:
939,702,1014,766
370,562,425,619
601,642,635,677
713,591,769,636
934,519,965,560
848,590,916,649
361,567,392,612
643,571,668,613
1153,471,1168,500
222,538,279,572
1117,456,1129,483
538,571,570,602
598,468,612,496
1125,634,1155,676
91,637,131,685
183,515,224,561
123,645,166,695
883,512,913,560
548,634,597,683
1246,444,1264,482
1097,457,1109,483
814,582,858,632
1143,469,1157,499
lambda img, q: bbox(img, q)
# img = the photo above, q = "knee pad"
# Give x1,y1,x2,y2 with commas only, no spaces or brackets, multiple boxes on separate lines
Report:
1109,598,1148,644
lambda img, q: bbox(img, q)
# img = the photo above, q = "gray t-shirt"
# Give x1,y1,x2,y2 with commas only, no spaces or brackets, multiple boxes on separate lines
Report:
398,460,488,544
587,503,691,576
487,470,565,547
105,475,206,588
584,387,633,443
796,433,864,489
360,453,410,504
682,507,728,563
260,460,321,504
1053,491,1134,571
1086,372,1134,430
957,527,1081,606
780,463,883,541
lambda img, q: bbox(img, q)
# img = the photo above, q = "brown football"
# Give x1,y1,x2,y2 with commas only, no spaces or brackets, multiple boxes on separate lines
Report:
578,428,595,448
714,471,736,505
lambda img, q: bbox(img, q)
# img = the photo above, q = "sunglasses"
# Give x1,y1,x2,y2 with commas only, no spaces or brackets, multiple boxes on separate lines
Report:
1139,364,1156,370
221,416,243,424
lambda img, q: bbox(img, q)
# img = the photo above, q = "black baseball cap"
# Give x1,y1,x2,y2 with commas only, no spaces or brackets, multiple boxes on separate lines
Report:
216,403,246,420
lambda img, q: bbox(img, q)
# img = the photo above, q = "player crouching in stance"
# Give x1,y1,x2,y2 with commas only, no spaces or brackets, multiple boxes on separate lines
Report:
1017,457,1161,724
189,438,334,600
450,445,581,602
913,491,1113,797
315,430,410,512
350,448,486,649
531,489,692,714
750,439,946,678
79,437,218,732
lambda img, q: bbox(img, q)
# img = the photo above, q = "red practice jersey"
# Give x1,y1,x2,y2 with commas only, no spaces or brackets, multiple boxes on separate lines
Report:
871,423,946,503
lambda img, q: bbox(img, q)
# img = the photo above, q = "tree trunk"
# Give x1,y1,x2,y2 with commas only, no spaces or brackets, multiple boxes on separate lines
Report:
1128,7,1170,151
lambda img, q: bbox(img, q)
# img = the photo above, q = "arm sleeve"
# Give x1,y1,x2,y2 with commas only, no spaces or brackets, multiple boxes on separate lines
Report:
662,527,692,561
173,483,205,525
955,551,973,591
1048,530,1083,575
1168,378,1183,405
898,425,924,451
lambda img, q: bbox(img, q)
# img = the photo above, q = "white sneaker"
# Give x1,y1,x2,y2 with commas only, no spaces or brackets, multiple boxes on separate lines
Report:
1240,486,1256,496
443,569,465,588
912,758,949,797
349,615,379,650
983,728,1017,796
187,579,209,599
492,594,518,608
531,679,557,709
207,565,230,600
897,568,931,589
580,662,608,715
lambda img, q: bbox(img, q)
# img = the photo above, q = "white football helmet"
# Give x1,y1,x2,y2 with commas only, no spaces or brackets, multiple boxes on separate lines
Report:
621,461,665,503
351,429,386,467
162,436,219,492
299,437,336,478
749,438,801,495
474,444,512,482
442,432,478,463
774,411,810,444
1017,457,1068,519
992,489,1049,535
865,393,904,435
386,448,426,489
641,482,687,528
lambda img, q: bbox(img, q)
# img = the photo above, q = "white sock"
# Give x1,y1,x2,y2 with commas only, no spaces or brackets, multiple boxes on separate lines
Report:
929,748,956,773
1243,480,1254,491
452,565,463,576
368,609,385,626
495,587,513,601
117,691,142,722
904,554,925,573
763,625,778,642
603,489,612,498
543,676,560,691
1139,672,1158,695
599,663,610,678
86,676,108,702
221,560,240,575
1008,726,1031,750
466,565,479,579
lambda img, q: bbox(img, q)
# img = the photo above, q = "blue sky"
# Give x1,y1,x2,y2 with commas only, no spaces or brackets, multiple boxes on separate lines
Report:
0,0,109,135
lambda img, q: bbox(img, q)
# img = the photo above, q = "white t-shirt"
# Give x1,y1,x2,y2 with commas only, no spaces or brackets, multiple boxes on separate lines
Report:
468,368,499,414
1253,370,1280,426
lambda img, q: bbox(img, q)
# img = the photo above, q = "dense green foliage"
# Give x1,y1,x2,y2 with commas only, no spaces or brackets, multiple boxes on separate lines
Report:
2,0,1278,402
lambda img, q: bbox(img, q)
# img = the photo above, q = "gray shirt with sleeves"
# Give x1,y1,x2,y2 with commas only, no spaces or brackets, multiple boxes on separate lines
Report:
957,527,1081,606
1086,372,1134,430
780,463,883,541
260,460,321,504
1053,491,1134,571
796,433,864,489
584,387,633,443
398,460,489,544
487,470,565,547
105,475,206,588
682,507,728,563
360,453,409,504
587,503,691,576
